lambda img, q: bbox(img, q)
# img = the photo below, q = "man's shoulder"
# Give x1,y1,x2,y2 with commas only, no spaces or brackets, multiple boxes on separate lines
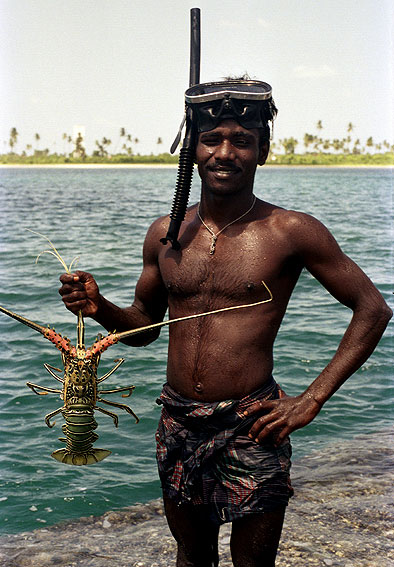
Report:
260,202,322,232
147,213,171,236
257,203,334,255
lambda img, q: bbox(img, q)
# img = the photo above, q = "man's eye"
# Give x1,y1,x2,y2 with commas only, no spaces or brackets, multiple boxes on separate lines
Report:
202,137,219,145
234,137,251,146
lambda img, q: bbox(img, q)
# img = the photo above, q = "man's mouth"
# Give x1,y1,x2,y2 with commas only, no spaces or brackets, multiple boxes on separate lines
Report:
209,165,241,177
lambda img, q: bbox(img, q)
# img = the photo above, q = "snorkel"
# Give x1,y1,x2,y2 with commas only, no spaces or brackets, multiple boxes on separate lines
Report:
160,7,201,251
160,8,277,251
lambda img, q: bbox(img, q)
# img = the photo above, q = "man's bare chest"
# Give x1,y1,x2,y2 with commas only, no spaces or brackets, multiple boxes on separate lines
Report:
158,231,290,303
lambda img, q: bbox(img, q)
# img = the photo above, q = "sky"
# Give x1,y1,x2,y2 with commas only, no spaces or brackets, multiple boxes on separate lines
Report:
1,0,393,155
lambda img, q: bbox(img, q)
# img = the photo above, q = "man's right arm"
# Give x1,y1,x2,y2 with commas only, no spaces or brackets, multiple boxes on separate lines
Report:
59,219,168,347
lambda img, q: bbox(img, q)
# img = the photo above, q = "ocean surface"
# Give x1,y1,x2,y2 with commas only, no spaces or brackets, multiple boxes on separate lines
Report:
0,166,392,535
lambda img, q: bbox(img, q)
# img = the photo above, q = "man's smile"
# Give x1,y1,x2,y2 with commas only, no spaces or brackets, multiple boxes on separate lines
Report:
208,164,242,177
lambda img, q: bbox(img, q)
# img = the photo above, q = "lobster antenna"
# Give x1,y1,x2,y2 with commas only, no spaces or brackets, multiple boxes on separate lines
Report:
27,230,84,346
27,229,80,274
114,280,273,341
0,304,49,335
77,311,85,349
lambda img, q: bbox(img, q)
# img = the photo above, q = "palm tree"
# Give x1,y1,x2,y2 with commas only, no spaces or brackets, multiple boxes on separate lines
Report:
313,137,323,153
94,137,112,157
352,139,361,154
62,133,68,155
9,127,18,152
73,132,86,159
124,134,133,156
114,127,126,153
34,133,40,151
156,137,163,154
303,133,315,152
280,137,298,155
331,139,342,153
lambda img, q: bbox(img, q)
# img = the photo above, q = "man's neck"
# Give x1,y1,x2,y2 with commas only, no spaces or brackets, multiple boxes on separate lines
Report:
199,189,256,226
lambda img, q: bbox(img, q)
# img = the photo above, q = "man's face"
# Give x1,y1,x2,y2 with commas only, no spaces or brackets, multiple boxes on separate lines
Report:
195,119,268,196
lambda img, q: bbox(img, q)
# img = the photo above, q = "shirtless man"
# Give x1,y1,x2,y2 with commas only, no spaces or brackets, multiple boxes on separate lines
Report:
59,80,392,567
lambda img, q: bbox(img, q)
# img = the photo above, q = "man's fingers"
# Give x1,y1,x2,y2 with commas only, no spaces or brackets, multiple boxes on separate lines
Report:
59,270,92,285
248,409,280,438
59,282,83,294
61,299,87,314
241,399,276,417
59,273,75,285
249,415,289,445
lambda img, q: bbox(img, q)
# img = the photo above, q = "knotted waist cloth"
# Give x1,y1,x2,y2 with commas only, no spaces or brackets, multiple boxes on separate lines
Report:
156,377,293,525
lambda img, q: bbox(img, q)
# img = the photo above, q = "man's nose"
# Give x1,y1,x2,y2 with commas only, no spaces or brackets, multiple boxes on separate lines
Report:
215,140,235,160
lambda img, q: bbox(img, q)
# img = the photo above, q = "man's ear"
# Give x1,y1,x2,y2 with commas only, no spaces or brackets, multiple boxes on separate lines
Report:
258,141,270,165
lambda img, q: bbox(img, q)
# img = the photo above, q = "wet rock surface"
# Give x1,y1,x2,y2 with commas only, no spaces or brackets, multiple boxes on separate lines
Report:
1,431,393,567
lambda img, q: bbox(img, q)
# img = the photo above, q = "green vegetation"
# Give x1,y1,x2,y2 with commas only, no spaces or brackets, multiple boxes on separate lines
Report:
0,151,180,165
1,124,393,166
265,152,393,166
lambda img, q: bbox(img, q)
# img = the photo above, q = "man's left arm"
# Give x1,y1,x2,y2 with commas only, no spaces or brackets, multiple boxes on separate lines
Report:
246,213,392,445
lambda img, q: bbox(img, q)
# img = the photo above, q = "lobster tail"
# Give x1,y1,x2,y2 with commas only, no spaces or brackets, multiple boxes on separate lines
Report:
51,407,111,465
51,448,111,465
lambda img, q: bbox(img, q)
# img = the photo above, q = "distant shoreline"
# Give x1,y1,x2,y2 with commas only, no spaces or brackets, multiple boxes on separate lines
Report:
0,163,392,169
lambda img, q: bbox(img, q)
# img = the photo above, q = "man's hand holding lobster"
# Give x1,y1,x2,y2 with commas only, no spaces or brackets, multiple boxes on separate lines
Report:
59,271,101,317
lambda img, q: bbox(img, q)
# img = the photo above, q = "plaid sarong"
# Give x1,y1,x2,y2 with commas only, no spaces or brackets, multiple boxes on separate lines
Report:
156,377,293,525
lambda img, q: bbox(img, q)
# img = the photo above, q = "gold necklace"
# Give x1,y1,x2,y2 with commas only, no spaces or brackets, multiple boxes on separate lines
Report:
197,196,257,255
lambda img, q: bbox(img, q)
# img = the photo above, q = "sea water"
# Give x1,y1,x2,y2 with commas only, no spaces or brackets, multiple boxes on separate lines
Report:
0,166,392,534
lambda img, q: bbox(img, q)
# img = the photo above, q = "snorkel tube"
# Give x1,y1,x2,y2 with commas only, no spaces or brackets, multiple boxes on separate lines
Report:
160,8,201,250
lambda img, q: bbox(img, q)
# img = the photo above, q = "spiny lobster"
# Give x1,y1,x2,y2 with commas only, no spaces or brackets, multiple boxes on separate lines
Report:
0,233,273,466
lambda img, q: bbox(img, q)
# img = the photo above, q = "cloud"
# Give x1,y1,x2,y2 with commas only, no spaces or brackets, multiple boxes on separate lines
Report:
293,65,337,78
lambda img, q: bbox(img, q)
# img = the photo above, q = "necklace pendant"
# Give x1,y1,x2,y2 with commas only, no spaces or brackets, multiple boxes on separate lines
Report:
210,236,217,255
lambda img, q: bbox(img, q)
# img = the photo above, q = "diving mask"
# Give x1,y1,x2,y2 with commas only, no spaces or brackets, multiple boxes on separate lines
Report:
185,79,276,133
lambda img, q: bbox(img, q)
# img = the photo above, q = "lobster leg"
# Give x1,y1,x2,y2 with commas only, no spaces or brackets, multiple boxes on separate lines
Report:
27,382,62,395
97,358,125,383
44,363,64,383
98,385,135,398
97,397,139,423
45,406,65,428
94,405,119,427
